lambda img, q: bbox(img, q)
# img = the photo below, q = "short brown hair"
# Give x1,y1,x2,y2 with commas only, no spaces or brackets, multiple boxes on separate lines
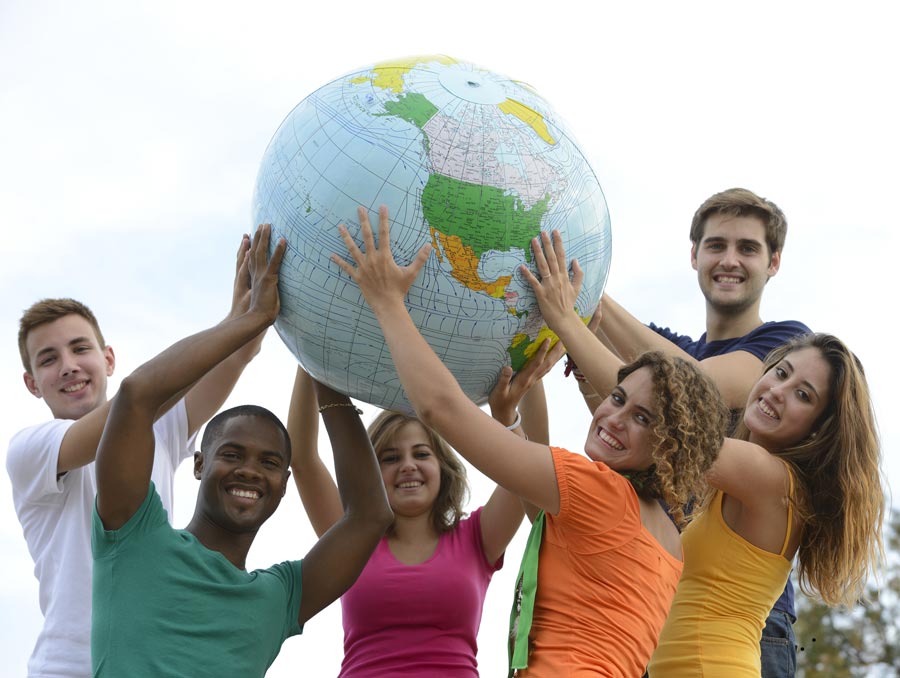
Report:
18,298,105,374
690,188,787,256
368,410,469,534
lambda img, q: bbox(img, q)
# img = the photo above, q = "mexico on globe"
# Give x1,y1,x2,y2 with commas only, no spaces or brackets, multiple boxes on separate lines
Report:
252,55,611,413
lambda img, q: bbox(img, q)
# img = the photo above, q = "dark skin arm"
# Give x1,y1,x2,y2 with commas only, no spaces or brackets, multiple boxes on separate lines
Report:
96,225,285,530
53,234,265,475
288,366,343,537
297,381,393,625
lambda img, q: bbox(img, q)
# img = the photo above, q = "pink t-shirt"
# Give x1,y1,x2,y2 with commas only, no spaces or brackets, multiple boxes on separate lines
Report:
339,507,502,677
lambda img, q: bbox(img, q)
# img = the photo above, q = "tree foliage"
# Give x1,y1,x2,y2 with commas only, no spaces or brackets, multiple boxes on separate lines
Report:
795,509,900,677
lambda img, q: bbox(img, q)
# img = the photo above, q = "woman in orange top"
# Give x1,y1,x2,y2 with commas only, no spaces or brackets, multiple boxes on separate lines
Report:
332,206,729,676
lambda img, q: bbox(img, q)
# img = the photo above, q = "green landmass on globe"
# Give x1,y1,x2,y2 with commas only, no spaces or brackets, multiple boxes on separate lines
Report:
252,54,611,413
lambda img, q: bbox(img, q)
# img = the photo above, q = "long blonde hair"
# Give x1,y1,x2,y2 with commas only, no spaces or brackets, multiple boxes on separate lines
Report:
733,333,885,606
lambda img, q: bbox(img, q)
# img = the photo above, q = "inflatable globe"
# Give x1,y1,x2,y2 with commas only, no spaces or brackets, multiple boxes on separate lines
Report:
252,55,611,413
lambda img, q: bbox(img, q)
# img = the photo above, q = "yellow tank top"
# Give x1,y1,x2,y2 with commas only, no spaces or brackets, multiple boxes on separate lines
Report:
648,481,794,677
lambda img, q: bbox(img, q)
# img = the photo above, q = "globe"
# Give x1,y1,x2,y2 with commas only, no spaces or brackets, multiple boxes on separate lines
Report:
252,55,611,413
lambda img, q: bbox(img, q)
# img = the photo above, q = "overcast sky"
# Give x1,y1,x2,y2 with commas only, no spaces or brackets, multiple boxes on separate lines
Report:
1,1,897,675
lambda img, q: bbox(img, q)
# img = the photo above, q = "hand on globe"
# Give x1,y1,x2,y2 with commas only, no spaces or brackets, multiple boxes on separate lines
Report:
227,232,269,361
332,205,432,313
247,223,287,325
488,337,565,428
520,230,584,334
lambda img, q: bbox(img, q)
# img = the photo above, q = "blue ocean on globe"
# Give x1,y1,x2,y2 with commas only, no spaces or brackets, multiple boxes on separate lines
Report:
252,55,611,413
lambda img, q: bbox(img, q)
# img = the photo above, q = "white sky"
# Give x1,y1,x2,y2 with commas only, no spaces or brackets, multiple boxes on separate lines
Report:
1,1,897,676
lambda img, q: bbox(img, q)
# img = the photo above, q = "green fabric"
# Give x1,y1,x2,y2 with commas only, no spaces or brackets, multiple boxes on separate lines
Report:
92,483,303,677
508,510,545,675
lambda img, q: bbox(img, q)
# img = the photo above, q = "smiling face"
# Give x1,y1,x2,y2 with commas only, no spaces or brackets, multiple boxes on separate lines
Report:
23,314,115,420
744,347,832,452
194,414,290,534
585,366,658,471
377,420,442,519
691,213,781,316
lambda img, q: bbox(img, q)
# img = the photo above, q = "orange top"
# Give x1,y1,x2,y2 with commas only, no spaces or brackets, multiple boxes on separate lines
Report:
519,447,683,677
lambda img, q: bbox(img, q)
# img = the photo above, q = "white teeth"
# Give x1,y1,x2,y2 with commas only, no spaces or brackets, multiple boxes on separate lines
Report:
598,429,624,450
715,275,742,284
63,382,87,393
397,481,422,489
229,488,260,499
758,399,779,420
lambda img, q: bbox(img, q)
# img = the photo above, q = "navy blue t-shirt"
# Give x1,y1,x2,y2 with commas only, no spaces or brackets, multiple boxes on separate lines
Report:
650,318,811,621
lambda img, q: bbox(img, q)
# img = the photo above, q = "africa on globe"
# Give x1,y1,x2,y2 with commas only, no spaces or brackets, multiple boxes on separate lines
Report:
252,55,611,413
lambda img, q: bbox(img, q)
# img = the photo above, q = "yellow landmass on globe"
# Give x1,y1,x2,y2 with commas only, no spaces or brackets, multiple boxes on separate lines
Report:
498,98,556,145
520,327,561,355
433,231,510,298
351,55,459,94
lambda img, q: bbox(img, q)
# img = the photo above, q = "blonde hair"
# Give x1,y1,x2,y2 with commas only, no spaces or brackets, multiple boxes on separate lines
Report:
733,333,885,606
368,411,469,534
618,352,730,527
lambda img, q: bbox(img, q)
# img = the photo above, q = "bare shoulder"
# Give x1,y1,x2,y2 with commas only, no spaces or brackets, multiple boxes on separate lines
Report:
708,438,789,509
639,499,682,561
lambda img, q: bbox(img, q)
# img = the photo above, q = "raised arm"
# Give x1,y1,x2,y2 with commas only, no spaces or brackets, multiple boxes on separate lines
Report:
488,340,562,525
479,340,562,562
706,437,792,510
519,231,628,405
95,225,285,530
568,302,616,415
332,206,560,515
297,380,393,625
287,366,343,537
600,294,764,410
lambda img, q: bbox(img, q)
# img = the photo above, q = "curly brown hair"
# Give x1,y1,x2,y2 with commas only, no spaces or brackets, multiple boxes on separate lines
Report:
618,352,730,527
368,410,469,534
732,333,885,606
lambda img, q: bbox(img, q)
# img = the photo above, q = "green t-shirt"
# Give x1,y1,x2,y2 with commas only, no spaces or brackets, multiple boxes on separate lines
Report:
91,483,303,677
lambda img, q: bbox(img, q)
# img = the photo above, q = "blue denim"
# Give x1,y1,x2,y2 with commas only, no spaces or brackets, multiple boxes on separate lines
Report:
760,610,797,678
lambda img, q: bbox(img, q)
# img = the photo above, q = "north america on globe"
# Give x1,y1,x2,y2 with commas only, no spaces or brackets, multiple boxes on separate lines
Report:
252,55,612,413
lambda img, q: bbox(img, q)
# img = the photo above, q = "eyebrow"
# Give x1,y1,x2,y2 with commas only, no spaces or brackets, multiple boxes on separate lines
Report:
702,236,764,248
218,442,288,461
33,336,94,360
782,358,822,399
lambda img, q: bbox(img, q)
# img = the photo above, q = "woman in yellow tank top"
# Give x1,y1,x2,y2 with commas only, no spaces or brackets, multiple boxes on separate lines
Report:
648,333,885,676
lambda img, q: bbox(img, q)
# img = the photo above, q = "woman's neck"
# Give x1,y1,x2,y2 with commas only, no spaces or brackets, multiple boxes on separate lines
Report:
389,510,439,544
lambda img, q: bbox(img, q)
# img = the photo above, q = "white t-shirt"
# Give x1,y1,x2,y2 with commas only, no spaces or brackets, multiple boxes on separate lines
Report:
6,400,194,678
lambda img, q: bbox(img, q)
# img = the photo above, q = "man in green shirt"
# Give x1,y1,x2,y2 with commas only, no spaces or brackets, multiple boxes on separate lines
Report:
91,225,393,677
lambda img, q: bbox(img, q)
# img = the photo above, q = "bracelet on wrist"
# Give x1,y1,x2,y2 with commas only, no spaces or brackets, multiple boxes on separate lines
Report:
318,402,363,415
564,356,586,381
505,410,523,431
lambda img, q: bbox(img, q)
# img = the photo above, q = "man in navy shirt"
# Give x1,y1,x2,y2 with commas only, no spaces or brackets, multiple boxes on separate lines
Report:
576,188,809,677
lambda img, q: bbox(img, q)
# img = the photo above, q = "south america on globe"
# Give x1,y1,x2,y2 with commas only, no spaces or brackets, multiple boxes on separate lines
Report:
252,55,611,413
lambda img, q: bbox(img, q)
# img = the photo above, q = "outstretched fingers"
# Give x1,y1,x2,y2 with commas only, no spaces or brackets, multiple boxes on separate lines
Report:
570,257,584,296
247,223,285,321
332,205,432,307
358,205,377,258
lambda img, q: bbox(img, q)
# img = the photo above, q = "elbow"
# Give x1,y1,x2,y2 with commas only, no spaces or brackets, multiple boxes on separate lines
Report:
414,393,459,438
350,495,393,534
376,504,394,532
116,371,158,412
